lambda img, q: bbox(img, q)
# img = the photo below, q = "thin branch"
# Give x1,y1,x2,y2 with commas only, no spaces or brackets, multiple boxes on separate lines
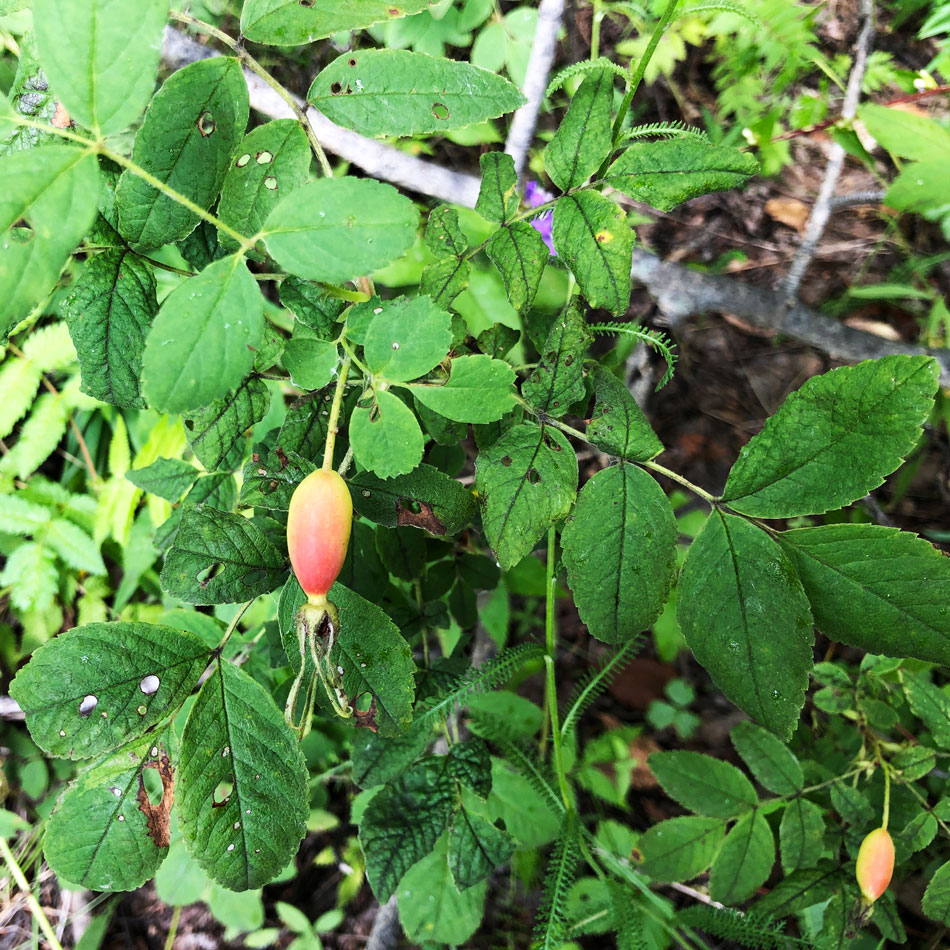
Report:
829,189,886,210
504,0,566,182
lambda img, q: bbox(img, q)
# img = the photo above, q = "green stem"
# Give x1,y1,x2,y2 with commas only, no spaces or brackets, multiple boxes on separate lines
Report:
164,905,182,950
322,353,351,471
590,0,603,60
215,600,254,652
0,838,65,950
881,764,891,831
643,459,718,505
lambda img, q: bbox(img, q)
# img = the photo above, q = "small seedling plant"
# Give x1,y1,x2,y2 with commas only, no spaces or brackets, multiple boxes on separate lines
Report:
3,1,950,947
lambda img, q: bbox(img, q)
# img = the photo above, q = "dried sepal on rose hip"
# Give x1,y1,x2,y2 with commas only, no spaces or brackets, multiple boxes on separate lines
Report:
855,827,894,904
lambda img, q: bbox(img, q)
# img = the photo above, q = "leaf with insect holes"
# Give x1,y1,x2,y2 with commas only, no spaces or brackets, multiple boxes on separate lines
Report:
522,301,591,416
349,389,425,478
408,355,516,424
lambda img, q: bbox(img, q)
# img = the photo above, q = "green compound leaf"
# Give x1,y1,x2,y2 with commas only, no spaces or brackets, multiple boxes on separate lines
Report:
363,296,453,382
1,147,100,339
127,457,199,502
348,462,477,536
779,798,824,873
62,249,158,410
730,720,802,795
160,507,286,605
9,621,210,759
419,256,471,309
586,366,664,461
408,354,516,423
678,512,813,740
33,0,169,137
360,757,456,901
116,57,249,250
605,140,759,212
551,191,633,316
261,177,418,283
183,376,271,472
639,816,726,882
544,68,614,191
778,523,950,666
44,734,174,892
475,151,518,224
476,423,578,571
218,119,311,250
709,811,775,905
142,255,264,414
178,658,308,891
562,464,676,645
241,0,434,45
350,389,425,479
722,356,939,518
486,223,548,315
281,325,339,391
448,806,515,889
522,302,591,416
649,751,757,819
308,49,525,137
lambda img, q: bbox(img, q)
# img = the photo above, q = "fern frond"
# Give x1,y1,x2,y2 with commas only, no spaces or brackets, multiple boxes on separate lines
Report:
622,120,708,142
608,880,651,950
560,640,641,743
546,58,630,98
589,323,678,389
534,815,581,950
676,905,815,949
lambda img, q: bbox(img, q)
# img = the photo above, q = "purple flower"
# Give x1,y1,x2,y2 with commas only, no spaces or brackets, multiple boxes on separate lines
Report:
524,180,556,256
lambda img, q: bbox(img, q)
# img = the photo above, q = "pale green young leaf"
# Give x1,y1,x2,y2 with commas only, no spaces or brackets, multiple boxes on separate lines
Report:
218,119,311,249
0,492,52,534
723,356,939,518
349,389,425,478
678,512,813,739
261,177,418,283
485,222,548,314
859,103,950,163
562,464,676,644
308,49,525,137
46,518,106,574
448,806,514,889
779,798,824,873
0,356,42,439
22,320,76,373
408,354,516,423
476,423,577,570
475,151,518,224
116,58,249,250
779,523,950,665
363,296,452,382
127,458,200,502
885,160,950,213
522,301,591,415
1,541,58,612
649,751,757,818
639,816,725,882
184,377,271,472
551,192,633,315
0,390,68,480
178,658,308,891
9,621,210,758
282,327,339,391
142,255,264,414
605,140,758,212
1,147,100,338
586,366,664,461
730,720,802,795
241,0,434,45
709,812,775,904
160,507,286,605
33,0,169,136
545,68,614,191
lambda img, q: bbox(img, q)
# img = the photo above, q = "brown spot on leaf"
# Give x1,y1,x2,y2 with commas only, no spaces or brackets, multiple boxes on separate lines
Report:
137,750,174,848
275,447,290,469
51,102,71,129
396,498,446,534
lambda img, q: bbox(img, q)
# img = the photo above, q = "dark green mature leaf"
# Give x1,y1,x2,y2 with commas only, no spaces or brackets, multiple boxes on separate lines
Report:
425,205,468,258
678,512,814,739
116,58,249,250
522,302,591,415
545,68,614,191
449,806,515,888
348,463,477,536
363,296,452,381
360,758,456,900
62,249,158,409
649,751,757,818
240,444,316,511
351,718,432,788
903,675,950,748
308,49,525,137
778,524,950,665
184,377,271,472
160,508,286,605
9,622,209,759
241,0,433,45
279,278,345,338
639,816,725,882
1,147,100,338
829,781,872,827
261,177,418,282
32,0,168,136
485,223,548,314
44,735,173,891
409,355,516,423
218,119,311,249
730,720,803,795
586,366,663,461
178,658,307,891
142,256,264,414
722,356,939,518
709,812,775,905
420,256,471,309
350,389,425,478
923,860,950,925
154,473,236,551
552,192,633,315
475,151,518,224
779,798,824,873
562,464,676,644
476,424,578,570
753,865,841,918
605,140,758,212
127,458,199,502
